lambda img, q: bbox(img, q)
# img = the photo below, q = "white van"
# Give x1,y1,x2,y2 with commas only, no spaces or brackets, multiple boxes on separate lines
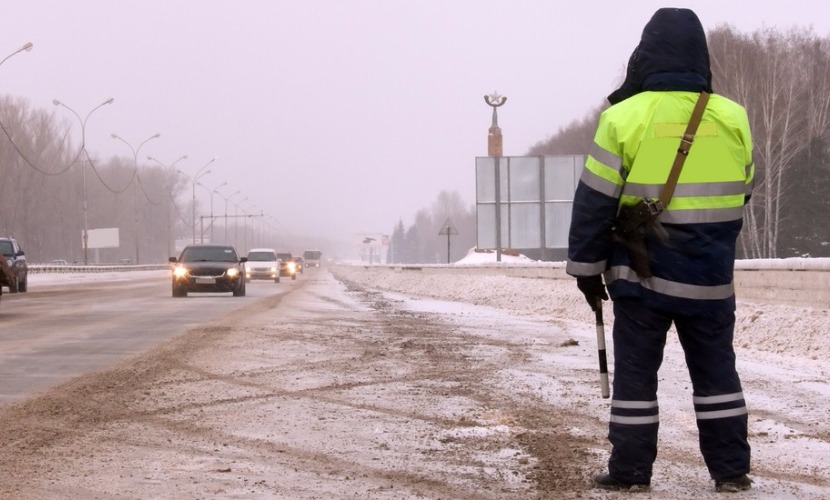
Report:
245,248,281,283
303,249,322,268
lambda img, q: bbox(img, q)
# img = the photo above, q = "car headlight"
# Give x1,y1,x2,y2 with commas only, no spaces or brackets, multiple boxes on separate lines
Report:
226,267,240,278
270,266,277,272
173,266,188,278
287,262,296,272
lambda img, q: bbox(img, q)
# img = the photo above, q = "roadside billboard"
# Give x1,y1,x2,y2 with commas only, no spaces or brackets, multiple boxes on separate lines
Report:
86,228,120,249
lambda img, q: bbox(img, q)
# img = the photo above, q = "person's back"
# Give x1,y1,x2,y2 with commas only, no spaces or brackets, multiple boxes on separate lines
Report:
596,90,753,316
566,7,753,493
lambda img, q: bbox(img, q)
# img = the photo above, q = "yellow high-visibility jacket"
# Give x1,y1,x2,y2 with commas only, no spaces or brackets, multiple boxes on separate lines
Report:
567,90,754,315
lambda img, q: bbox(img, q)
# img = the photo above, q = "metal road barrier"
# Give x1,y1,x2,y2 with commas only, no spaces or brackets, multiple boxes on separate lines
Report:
29,264,170,274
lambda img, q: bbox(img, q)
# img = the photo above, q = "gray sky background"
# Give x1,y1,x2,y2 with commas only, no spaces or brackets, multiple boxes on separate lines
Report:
3,1,830,249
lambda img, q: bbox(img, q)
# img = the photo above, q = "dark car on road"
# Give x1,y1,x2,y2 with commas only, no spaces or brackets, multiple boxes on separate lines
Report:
293,256,304,274
0,237,28,293
276,251,298,280
169,244,247,297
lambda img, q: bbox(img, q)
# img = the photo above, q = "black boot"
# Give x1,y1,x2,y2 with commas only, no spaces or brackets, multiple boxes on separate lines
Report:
593,473,651,492
715,474,752,492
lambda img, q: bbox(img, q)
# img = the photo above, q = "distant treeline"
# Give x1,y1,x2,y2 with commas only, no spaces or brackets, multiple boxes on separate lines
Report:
0,96,264,263
386,190,477,264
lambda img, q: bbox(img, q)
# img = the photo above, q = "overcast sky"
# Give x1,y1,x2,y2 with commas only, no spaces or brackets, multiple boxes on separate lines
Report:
3,1,830,249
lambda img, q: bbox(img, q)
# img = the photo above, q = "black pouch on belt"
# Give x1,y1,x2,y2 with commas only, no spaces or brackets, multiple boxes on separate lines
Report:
611,198,668,279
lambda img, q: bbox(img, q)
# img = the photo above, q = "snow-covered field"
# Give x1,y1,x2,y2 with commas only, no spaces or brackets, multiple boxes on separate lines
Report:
329,252,830,498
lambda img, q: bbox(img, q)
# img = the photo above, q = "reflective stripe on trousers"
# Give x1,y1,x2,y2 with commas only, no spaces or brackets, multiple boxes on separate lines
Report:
608,298,750,482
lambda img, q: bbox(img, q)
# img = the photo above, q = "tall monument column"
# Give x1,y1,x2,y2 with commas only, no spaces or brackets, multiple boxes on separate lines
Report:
484,92,506,261
484,92,506,156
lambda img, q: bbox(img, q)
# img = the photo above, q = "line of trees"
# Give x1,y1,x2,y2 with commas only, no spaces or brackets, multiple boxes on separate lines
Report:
529,25,830,259
0,96,206,263
386,190,477,264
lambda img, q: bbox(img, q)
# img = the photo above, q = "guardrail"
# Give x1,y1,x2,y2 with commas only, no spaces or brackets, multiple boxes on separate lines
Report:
29,264,170,274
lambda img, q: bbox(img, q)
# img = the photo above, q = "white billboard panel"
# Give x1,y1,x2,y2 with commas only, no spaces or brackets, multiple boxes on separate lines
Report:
86,228,120,249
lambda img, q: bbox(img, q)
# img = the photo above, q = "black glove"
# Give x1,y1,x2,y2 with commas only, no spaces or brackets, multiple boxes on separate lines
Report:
576,275,608,311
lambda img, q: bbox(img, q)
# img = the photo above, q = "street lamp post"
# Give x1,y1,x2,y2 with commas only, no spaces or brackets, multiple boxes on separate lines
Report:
234,197,248,250
209,182,227,243
53,97,115,265
111,132,161,264
179,158,216,244
194,182,210,243
148,154,188,256
245,205,256,251
221,190,241,244
267,216,283,248
242,206,250,254
241,201,257,254
238,202,262,254
193,159,215,243
249,204,263,249
0,42,33,68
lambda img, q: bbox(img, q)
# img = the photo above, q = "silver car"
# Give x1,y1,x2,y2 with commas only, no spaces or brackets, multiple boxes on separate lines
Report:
245,248,281,283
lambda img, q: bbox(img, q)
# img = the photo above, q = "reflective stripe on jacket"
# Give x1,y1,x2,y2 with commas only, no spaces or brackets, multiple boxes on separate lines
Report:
567,91,753,315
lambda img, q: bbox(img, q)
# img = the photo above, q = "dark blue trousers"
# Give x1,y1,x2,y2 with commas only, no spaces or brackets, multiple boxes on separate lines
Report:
607,298,750,483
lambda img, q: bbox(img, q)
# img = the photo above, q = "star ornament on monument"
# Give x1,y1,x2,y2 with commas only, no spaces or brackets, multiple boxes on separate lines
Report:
484,92,507,108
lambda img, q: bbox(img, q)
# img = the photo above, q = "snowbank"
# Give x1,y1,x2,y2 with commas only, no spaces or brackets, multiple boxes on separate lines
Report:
331,262,830,362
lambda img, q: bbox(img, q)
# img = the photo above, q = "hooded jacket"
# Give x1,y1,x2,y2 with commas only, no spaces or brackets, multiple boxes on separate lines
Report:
608,8,713,104
566,8,754,316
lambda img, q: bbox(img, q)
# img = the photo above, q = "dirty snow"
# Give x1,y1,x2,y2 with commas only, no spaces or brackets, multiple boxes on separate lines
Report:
8,257,830,499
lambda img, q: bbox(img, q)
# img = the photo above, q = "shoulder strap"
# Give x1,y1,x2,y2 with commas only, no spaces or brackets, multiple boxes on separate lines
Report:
658,91,710,207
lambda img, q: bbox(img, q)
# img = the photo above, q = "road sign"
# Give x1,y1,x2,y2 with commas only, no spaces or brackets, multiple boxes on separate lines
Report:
438,218,458,236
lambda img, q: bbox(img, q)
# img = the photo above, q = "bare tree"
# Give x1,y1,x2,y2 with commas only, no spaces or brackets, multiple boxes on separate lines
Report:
393,190,476,264
526,105,603,157
709,27,814,258
0,95,187,263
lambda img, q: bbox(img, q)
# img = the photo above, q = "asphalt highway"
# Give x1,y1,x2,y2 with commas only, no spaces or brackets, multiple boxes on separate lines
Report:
0,272,290,405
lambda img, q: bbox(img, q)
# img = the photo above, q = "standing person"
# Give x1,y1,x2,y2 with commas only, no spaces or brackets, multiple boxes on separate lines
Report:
566,8,754,493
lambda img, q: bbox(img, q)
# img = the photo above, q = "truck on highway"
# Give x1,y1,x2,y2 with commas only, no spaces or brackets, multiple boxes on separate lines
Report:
302,249,322,268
